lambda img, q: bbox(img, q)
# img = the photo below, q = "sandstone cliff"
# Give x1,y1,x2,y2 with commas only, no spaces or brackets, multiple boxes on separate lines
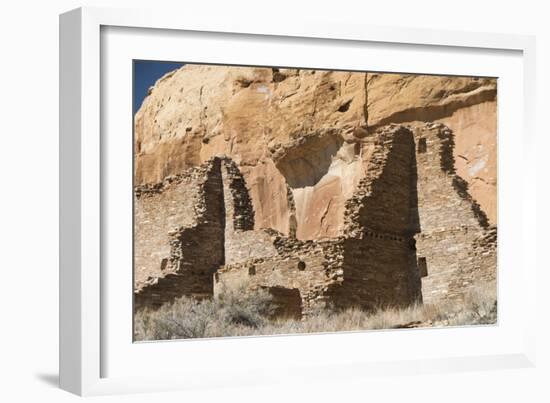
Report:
135,65,497,243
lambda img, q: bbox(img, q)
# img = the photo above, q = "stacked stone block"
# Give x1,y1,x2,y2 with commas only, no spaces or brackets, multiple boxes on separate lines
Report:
134,158,225,310
411,122,496,304
134,122,496,316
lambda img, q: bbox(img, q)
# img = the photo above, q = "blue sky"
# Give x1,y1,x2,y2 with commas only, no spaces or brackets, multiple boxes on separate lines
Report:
133,60,185,114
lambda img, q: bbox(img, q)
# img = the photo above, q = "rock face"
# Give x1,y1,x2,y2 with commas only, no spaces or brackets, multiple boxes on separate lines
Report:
134,65,497,315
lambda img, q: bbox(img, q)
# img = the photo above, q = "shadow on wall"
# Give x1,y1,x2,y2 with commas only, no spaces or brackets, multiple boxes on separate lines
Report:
265,286,303,320
435,126,490,229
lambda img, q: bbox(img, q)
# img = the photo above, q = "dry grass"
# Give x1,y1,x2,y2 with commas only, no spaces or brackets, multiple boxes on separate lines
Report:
134,283,275,340
134,282,497,341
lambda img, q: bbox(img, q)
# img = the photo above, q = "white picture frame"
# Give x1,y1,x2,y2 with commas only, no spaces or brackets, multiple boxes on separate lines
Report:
59,6,537,396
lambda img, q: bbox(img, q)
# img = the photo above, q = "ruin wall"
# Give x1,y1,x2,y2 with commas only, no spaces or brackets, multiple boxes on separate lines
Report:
327,126,422,310
412,123,496,304
134,123,496,315
134,168,203,287
215,233,344,316
134,158,225,310
216,126,423,314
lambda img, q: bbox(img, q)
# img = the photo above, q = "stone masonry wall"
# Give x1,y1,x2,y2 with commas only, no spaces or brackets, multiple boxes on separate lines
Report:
328,125,422,310
345,125,420,238
215,230,344,316
134,158,225,310
216,126,423,314
215,154,346,316
411,122,496,304
134,169,203,287
134,123,496,316
220,157,266,265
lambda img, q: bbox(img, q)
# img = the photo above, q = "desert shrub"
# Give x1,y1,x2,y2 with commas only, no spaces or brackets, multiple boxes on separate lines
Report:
215,284,274,328
445,283,497,326
134,282,274,341
135,281,497,341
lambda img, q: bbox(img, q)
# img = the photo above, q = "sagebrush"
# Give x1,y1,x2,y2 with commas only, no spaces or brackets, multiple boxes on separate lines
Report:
134,282,497,341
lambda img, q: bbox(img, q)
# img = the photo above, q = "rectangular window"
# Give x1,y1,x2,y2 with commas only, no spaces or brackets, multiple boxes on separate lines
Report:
418,137,427,153
418,257,428,277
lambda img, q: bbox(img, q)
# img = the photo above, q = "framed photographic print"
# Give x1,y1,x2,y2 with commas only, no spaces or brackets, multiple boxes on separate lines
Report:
60,6,537,396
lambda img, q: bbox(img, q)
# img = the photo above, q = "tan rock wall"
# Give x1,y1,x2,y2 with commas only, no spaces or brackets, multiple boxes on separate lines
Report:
328,235,420,309
365,73,497,225
133,64,497,315
366,73,496,128
436,101,497,224
411,123,496,304
135,66,369,237
344,126,419,236
273,129,366,239
135,65,497,239
215,236,343,315
134,169,203,287
216,126,423,314
134,158,226,310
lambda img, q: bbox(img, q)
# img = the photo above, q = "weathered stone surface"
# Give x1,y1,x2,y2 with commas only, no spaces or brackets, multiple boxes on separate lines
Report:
135,66,369,238
136,66,497,235
366,73,496,128
134,158,226,309
410,123,496,303
134,65,497,316
436,101,497,224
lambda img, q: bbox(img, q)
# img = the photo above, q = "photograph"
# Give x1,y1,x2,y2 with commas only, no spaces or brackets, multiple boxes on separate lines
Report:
132,62,498,341
1,0,543,400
